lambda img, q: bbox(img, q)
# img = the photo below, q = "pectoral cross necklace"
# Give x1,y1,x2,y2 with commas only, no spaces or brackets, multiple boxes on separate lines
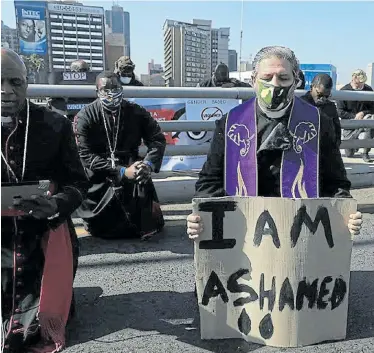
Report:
101,104,121,168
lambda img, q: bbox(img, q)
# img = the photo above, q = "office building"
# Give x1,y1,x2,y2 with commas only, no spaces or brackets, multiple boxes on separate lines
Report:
105,26,125,71
210,26,230,74
163,19,231,87
239,60,252,72
47,2,106,75
141,73,164,86
228,49,237,72
141,59,165,86
105,5,130,57
148,59,163,75
1,21,19,52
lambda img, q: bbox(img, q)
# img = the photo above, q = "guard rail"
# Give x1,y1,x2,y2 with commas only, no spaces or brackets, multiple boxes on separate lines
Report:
27,85,374,101
28,85,374,154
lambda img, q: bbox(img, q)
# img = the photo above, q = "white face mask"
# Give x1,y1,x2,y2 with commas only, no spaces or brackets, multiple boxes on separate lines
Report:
120,77,131,85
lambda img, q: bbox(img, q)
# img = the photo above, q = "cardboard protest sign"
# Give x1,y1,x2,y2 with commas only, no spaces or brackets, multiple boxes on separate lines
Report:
193,197,357,347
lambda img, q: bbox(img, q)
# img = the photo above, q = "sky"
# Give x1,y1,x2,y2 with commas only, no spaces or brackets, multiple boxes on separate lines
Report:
1,0,374,84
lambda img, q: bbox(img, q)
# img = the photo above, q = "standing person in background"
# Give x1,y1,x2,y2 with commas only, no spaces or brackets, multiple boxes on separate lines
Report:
47,59,95,120
198,63,251,88
1,48,89,353
114,56,144,86
301,73,341,145
74,71,166,240
337,69,374,162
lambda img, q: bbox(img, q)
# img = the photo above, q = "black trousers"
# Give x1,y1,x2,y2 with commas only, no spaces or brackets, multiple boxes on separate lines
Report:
82,179,164,239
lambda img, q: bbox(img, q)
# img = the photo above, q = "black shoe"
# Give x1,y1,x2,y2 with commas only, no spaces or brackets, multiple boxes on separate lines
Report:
363,154,373,163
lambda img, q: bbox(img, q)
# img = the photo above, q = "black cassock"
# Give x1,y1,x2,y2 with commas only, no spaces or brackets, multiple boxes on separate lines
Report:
195,104,352,198
1,101,89,352
74,99,166,238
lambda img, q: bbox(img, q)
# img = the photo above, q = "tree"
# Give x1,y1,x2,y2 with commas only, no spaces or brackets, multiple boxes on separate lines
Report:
21,54,45,83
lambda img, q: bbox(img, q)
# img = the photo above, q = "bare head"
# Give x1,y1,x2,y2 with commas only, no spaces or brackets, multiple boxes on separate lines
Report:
1,48,28,116
213,62,230,86
251,46,300,114
351,69,367,90
310,73,333,105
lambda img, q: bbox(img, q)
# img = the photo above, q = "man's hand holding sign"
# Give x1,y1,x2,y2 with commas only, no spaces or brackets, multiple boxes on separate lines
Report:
188,46,364,348
188,211,363,239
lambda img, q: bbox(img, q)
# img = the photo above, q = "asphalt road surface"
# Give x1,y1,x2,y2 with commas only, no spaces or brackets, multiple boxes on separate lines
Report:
66,188,374,353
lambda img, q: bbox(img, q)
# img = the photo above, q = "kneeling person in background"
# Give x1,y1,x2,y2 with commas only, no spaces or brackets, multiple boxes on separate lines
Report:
301,73,341,145
74,71,166,240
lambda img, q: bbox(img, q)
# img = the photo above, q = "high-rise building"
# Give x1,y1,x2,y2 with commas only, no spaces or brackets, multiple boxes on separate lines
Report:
105,5,130,57
1,21,19,52
367,63,374,87
148,59,163,75
141,59,164,86
105,26,125,71
228,49,237,72
239,60,252,72
163,19,230,87
210,27,230,74
47,2,106,77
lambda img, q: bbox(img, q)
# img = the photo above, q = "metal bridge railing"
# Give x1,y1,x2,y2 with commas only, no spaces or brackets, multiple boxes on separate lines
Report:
28,85,374,155
27,85,374,101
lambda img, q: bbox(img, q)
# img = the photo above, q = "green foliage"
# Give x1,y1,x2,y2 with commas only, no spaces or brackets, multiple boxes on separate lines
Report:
20,54,45,74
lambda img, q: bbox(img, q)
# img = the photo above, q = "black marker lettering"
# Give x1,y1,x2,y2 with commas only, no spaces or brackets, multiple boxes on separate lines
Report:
329,277,347,310
227,269,258,307
290,205,333,248
201,271,228,306
317,276,332,310
198,201,237,249
279,277,295,311
296,278,319,310
253,210,280,248
259,274,276,312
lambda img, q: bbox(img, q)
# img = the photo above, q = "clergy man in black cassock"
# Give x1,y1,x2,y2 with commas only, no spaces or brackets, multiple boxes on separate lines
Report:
1,48,89,353
74,71,166,240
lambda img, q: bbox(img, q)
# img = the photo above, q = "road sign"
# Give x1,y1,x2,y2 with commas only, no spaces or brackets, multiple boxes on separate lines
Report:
63,72,87,81
300,64,337,90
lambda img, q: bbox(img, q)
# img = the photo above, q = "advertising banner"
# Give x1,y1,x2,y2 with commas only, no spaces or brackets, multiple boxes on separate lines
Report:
129,98,241,171
300,64,337,91
15,1,47,55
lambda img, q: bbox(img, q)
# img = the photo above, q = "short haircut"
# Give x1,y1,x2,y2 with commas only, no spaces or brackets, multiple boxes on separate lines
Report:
311,73,333,89
252,46,300,78
96,71,119,85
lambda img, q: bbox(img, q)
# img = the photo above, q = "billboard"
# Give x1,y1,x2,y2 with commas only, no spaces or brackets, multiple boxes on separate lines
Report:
15,1,47,55
47,3,104,16
128,97,241,171
300,64,337,91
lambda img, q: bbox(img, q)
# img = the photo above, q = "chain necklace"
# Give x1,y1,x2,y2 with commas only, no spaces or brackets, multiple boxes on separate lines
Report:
100,103,121,168
1,99,30,183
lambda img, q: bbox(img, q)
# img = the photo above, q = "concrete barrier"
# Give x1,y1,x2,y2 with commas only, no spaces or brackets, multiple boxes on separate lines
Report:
154,157,374,204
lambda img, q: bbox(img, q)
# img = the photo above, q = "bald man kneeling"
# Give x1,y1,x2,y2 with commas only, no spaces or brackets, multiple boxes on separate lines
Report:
1,48,89,353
